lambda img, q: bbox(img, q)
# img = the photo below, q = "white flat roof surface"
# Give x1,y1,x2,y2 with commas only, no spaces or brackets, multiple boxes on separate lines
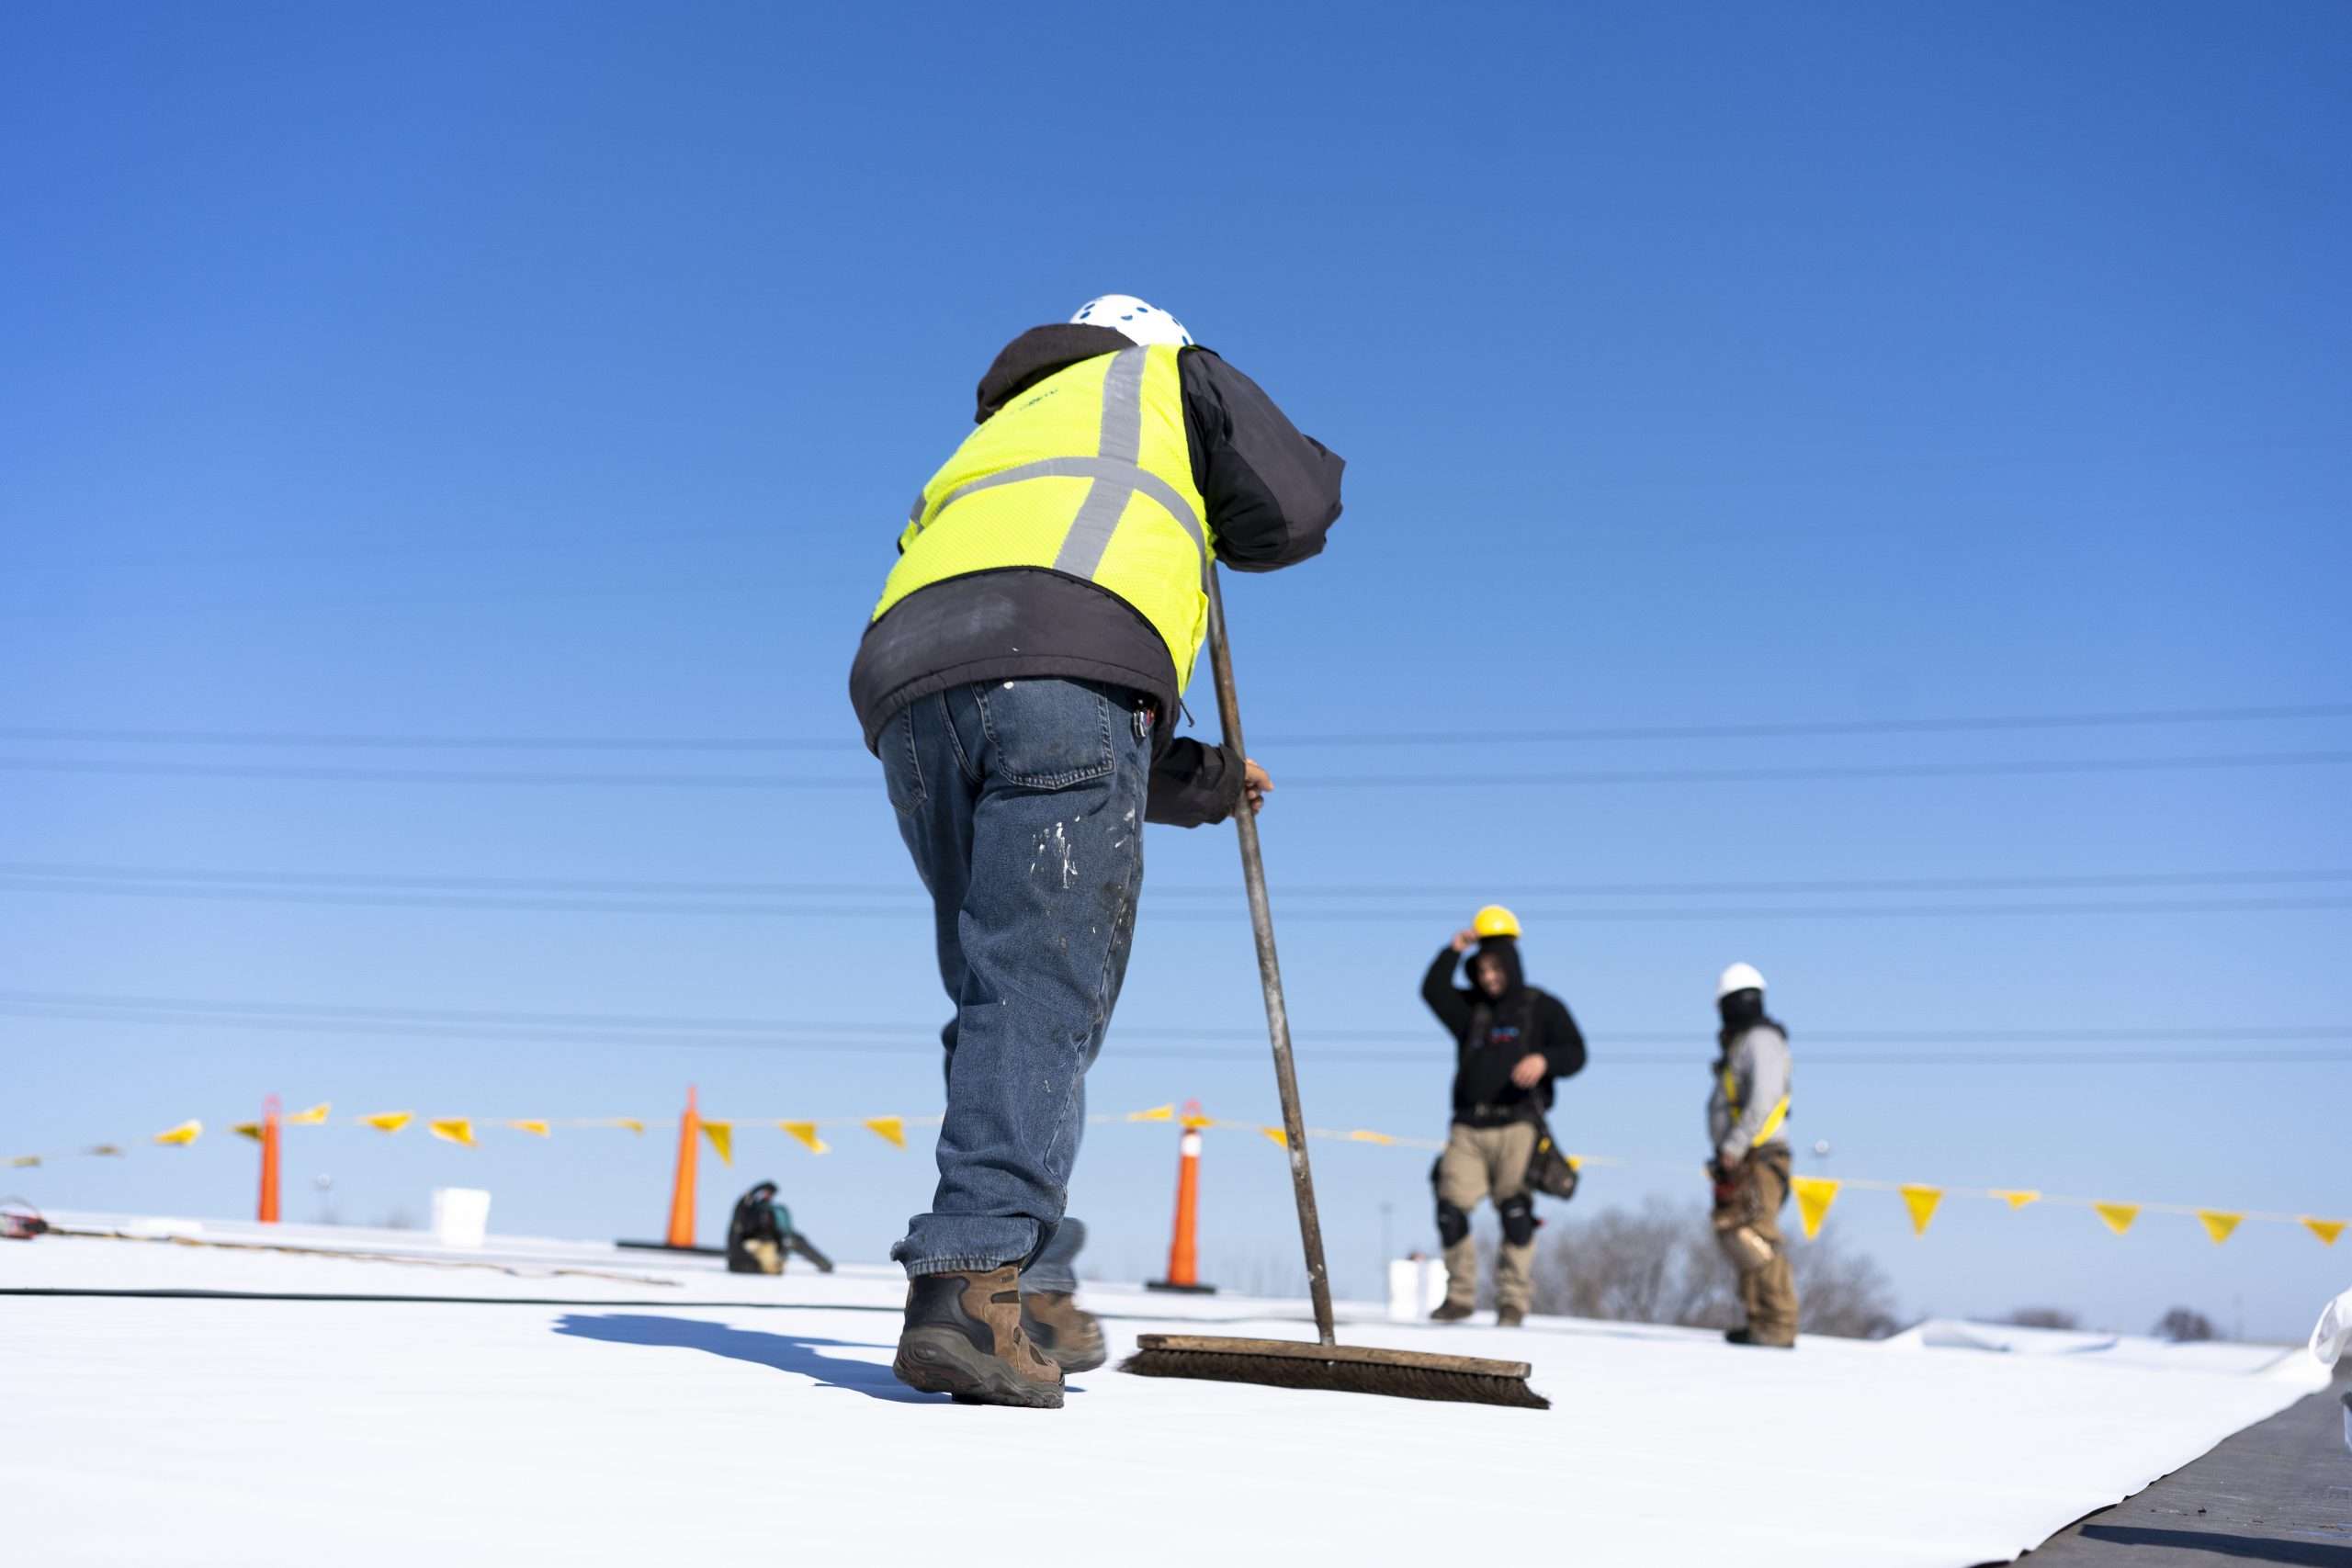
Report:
3,1213,2325,1567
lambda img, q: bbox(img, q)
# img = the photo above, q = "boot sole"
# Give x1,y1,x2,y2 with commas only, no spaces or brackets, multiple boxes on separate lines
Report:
893,1330,1064,1409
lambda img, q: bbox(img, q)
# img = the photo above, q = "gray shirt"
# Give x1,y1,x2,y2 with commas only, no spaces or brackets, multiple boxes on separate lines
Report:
1707,1023,1792,1164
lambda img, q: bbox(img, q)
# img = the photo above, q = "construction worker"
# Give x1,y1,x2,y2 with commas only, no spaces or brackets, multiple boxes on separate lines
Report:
725,1180,834,1275
1708,962,1798,1347
1421,907,1587,1326
852,295,1343,1407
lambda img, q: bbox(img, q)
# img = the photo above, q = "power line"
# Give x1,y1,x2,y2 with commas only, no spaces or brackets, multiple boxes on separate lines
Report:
3,1005,2344,1067
5,749,2350,791
2,874,2346,923
7,860,2348,900
3,700,2345,752
0,991,2340,1055
1,1003,2342,1068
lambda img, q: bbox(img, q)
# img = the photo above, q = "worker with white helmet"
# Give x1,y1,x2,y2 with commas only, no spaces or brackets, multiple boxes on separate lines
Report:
1421,906,1589,1326
1708,963,1799,1347
851,296,1344,1406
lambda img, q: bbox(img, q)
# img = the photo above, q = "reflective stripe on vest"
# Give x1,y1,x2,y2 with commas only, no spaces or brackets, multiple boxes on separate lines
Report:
1720,1066,1791,1148
875,344,1215,686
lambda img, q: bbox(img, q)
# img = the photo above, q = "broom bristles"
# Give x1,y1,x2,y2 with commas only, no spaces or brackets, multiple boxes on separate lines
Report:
1119,1347,1550,1410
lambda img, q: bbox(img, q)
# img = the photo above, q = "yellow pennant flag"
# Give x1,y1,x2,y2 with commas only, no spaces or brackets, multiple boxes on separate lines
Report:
232,1122,263,1143
507,1120,550,1137
285,1102,331,1126
864,1116,907,1149
87,1144,124,1157
2093,1201,2140,1236
2303,1216,2346,1247
1899,1185,1944,1236
1261,1125,1289,1147
1127,1104,1175,1122
1348,1130,1396,1145
10,1155,39,1168
778,1121,831,1155
153,1120,202,1146
701,1120,734,1165
2196,1211,2242,1246
603,1118,645,1134
1991,1190,2041,1210
1566,1155,1584,1171
428,1118,475,1147
364,1111,413,1134
1792,1176,1840,1239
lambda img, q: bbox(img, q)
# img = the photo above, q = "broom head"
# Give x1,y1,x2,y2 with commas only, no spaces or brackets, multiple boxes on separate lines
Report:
1120,1333,1548,1410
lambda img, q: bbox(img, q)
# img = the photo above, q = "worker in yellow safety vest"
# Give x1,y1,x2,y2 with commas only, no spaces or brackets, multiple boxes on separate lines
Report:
851,295,1344,1407
1707,962,1799,1347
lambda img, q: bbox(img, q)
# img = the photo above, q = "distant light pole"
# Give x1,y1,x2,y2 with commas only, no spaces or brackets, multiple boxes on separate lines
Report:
1379,1201,1394,1265
312,1173,335,1225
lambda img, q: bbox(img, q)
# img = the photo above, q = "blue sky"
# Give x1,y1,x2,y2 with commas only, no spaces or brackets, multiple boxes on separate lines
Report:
4,2,2346,1337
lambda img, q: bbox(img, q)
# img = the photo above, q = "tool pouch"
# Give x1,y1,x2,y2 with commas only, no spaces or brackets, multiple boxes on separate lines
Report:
1710,1164,1773,1270
1523,1114,1580,1201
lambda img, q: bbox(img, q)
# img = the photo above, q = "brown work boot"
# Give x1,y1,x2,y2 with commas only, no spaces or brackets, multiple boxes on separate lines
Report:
1497,1306,1526,1328
1724,1326,1795,1348
1020,1291,1106,1373
893,1266,1065,1407
1429,1299,1476,1323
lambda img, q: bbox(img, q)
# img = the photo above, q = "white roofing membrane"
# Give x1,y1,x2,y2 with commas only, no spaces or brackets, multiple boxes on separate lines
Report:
3,1213,2326,1567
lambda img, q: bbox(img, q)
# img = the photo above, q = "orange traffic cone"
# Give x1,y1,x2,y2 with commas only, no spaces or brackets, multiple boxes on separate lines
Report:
256,1094,282,1224
1148,1101,1216,1294
664,1086,700,1248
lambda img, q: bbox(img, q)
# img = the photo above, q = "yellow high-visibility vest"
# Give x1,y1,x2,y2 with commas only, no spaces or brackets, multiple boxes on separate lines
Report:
875,344,1216,688
1720,1065,1791,1148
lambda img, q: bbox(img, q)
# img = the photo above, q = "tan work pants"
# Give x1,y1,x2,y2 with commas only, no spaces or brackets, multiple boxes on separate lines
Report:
1437,1121,1539,1314
1713,1145,1798,1344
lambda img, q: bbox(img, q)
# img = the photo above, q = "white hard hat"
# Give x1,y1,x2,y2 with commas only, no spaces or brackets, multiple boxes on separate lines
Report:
1070,294,1193,348
1716,962,1767,999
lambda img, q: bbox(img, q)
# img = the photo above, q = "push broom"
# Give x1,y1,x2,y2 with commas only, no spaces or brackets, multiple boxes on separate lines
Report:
1119,569,1549,1411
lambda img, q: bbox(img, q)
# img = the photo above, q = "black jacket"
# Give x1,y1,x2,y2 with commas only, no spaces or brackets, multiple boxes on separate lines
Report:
849,324,1344,828
1421,941,1588,1127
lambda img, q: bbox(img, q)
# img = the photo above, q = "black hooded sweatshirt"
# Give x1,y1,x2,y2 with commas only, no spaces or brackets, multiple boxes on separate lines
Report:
849,324,1345,829
1421,938,1587,1127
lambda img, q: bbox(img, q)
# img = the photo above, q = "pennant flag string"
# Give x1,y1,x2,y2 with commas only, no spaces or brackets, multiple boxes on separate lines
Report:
16,1099,2340,1252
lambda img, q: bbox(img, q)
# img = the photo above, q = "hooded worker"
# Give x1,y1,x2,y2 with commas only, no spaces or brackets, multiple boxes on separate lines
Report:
1419,906,1588,1325
852,295,1343,1407
1707,963,1798,1347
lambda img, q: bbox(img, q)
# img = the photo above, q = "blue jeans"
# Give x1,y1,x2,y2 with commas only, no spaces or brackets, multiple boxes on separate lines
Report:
880,678,1151,1277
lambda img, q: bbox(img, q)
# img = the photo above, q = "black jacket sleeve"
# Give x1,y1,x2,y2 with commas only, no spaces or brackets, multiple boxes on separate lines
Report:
1422,946,1472,1039
1180,349,1344,573
1145,738,1246,828
1540,996,1588,1080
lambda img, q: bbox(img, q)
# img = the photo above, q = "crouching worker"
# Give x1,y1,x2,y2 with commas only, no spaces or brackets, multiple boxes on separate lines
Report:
1421,907,1587,1326
726,1181,833,1275
1708,964,1798,1348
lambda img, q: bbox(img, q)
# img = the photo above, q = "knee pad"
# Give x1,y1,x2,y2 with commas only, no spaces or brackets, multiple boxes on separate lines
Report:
1498,1193,1537,1247
1435,1200,1471,1247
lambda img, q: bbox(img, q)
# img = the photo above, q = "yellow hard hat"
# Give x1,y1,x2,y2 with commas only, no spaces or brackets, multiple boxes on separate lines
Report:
1473,904,1521,939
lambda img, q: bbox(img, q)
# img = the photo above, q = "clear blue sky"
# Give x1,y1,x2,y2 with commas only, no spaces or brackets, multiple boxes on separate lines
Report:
4,2,2346,1338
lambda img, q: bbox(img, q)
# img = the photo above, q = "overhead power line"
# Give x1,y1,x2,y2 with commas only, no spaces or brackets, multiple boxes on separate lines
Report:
5,749,2350,791
2,700,2345,752
1,874,2345,923
1,991,2342,1069
6,861,2349,900
0,1002,2341,1067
